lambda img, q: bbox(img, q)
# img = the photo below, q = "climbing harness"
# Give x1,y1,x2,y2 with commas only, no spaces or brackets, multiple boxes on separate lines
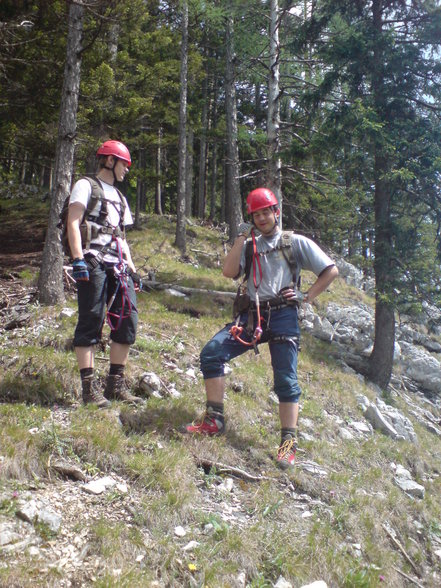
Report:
230,230,304,353
230,230,264,351
106,237,137,331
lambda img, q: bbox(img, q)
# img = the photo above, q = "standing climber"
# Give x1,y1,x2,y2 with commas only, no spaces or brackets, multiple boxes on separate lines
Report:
184,187,338,468
67,140,143,407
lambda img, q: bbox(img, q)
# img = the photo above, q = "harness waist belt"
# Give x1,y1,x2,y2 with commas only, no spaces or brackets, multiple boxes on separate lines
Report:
85,247,127,268
250,297,298,311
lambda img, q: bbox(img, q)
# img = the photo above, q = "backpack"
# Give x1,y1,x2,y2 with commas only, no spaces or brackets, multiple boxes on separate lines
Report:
58,175,126,259
244,230,299,284
232,230,299,317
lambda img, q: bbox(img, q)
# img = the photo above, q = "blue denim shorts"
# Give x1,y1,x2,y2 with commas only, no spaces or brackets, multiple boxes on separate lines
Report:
200,305,301,403
73,261,138,347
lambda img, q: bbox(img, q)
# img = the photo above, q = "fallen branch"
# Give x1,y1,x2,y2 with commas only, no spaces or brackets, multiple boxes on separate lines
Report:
141,280,236,300
392,566,424,588
195,457,271,482
63,265,76,285
190,248,219,258
382,523,420,576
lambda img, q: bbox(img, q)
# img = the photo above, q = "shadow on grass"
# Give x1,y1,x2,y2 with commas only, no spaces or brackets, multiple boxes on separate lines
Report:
0,374,77,407
119,400,273,466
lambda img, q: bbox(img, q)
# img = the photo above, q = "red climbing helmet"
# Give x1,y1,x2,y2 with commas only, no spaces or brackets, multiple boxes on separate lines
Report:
246,187,279,214
96,140,131,166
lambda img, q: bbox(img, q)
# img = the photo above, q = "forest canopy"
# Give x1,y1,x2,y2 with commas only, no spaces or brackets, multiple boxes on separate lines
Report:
1,0,441,316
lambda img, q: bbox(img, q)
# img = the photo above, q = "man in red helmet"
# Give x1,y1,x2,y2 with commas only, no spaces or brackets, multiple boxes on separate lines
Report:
67,140,143,407
184,187,338,469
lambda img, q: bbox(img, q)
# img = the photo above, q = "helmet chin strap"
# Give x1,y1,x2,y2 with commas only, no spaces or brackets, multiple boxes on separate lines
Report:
103,157,119,184
112,160,118,184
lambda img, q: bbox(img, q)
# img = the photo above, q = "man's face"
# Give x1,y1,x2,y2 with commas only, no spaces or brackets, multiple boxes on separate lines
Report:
252,207,278,235
113,158,130,182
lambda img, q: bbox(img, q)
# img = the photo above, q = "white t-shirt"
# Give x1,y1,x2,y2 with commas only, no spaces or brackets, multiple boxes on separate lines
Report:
69,177,133,262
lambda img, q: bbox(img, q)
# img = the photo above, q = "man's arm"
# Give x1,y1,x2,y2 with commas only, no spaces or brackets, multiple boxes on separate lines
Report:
122,239,136,273
67,202,86,259
306,264,339,303
223,235,247,278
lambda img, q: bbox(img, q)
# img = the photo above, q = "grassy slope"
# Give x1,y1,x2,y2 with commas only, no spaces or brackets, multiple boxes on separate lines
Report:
1,201,441,587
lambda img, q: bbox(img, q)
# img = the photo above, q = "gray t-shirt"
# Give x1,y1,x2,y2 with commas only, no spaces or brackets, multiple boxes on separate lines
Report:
239,231,335,302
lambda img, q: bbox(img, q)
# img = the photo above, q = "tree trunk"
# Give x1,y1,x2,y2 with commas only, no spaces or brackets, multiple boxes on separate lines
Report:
267,0,282,217
186,127,194,216
38,0,84,304
155,127,163,215
134,148,145,228
224,13,242,241
175,0,188,253
220,159,226,223
368,150,395,388
367,0,395,389
209,139,218,221
21,151,28,183
197,71,209,219
209,68,219,221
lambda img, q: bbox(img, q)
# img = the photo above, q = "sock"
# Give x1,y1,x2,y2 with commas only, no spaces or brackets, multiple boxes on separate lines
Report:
109,364,125,377
80,367,94,380
206,402,224,422
281,427,297,442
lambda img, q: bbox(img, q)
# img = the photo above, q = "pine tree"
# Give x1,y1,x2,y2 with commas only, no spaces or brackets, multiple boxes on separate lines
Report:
293,0,441,388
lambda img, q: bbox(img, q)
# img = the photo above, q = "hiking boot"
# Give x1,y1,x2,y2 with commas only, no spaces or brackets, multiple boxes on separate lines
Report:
183,408,225,436
82,377,111,408
276,436,297,470
104,374,144,404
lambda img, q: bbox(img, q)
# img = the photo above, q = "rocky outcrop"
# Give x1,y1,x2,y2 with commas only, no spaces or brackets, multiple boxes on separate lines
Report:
301,299,441,397
334,256,374,294
357,394,417,442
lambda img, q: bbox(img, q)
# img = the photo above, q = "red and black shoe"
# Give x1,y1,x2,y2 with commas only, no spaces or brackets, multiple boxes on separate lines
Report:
184,409,225,436
276,436,297,469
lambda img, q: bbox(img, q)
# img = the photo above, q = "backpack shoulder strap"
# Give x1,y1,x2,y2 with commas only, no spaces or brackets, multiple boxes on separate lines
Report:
83,175,126,229
114,186,126,229
244,238,253,280
279,230,300,286
244,230,298,283
81,175,106,221
280,230,293,247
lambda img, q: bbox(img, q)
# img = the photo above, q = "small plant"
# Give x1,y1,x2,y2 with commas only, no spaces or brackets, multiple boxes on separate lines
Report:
202,514,230,538
262,498,283,518
429,520,441,538
342,566,376,588
34,520,58,542
0,497,17,516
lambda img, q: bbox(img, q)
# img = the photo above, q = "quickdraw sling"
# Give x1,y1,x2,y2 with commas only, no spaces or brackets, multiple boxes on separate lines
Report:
230,230,264,351
106,237,137,331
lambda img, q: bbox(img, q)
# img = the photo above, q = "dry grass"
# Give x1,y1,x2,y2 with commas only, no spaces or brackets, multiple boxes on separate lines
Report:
1,210,441,587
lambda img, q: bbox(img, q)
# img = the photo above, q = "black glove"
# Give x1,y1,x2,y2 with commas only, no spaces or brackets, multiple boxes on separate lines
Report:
131,272,142,292
237,222,253,238
72,258,89,282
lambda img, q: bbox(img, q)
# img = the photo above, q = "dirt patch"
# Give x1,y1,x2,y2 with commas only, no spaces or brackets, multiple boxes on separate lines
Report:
0,196,47,270
0,224,45,270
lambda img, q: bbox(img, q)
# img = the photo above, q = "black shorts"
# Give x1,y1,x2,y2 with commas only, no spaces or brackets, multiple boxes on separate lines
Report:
73,260,138,347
